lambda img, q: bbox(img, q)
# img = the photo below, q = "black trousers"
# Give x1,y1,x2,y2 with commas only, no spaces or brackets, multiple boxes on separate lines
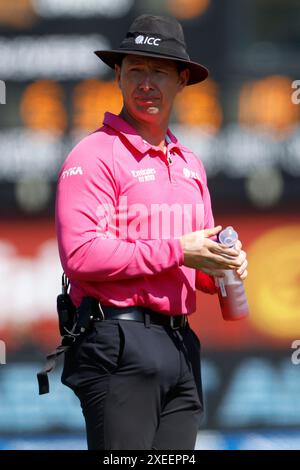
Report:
62,317,203,450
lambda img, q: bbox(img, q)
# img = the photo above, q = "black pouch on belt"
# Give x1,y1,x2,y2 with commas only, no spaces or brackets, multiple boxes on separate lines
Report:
57,290,77,336
37,274,81,395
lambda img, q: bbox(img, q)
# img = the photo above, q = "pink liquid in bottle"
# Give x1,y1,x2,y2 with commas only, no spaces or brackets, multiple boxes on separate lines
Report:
216,271,249,320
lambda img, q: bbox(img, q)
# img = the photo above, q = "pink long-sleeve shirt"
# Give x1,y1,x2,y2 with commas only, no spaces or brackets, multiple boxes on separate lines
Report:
56,112,216,315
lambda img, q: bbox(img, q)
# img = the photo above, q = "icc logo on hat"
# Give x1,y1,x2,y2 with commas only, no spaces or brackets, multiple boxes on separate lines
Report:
135,35,161,46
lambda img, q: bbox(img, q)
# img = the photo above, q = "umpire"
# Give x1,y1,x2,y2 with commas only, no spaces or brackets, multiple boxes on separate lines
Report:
56,14,248,450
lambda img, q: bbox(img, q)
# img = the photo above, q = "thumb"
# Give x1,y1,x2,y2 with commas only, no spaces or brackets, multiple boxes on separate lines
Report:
203,225,222,239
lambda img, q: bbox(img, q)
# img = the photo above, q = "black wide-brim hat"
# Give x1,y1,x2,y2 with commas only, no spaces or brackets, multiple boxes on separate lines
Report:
94,14,209,86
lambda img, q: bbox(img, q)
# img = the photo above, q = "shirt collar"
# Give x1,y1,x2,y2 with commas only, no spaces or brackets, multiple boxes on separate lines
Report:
103,112,187,162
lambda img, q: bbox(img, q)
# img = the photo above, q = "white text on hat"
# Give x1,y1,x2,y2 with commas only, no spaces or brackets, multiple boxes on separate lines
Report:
135,35,161,46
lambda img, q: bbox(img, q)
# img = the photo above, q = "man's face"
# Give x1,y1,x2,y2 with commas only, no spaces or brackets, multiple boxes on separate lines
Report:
115,55,189,123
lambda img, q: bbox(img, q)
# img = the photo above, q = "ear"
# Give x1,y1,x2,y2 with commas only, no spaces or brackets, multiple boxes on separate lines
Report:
178,68,190,92
115,64,122,90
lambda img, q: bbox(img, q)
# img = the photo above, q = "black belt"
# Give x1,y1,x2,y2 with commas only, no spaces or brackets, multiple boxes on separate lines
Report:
37,298,188,396
93,304,188,330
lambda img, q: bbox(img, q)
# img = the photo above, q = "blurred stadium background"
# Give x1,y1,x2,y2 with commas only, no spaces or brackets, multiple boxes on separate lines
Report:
0,0,300,450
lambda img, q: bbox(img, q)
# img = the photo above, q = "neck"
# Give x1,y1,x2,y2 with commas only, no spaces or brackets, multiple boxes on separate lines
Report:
120,107,168,150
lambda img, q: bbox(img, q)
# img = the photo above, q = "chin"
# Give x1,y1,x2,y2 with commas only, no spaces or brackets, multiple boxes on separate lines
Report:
146,106,159,115
137,107,161,120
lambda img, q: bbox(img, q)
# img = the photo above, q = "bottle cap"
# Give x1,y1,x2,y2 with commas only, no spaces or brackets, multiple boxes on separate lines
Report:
218,226,238,247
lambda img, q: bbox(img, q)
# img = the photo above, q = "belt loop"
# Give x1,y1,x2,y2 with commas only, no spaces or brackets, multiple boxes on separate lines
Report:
144,311,151,328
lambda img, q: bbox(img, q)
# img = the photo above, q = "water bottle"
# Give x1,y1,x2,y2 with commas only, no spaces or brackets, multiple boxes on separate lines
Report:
215,226,249,321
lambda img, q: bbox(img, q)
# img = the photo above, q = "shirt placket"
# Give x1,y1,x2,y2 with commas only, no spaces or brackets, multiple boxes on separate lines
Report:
153,143,173,182
164,147,173,182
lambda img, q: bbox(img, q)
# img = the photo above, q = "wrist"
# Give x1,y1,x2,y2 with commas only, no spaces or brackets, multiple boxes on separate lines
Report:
179,235,186,254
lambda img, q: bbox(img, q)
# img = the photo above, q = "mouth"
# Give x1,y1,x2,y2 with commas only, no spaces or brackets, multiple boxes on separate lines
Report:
135,97,160,106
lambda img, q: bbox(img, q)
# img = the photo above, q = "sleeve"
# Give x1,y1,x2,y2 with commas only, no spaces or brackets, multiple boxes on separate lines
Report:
195,158,218,294
55,138,184,283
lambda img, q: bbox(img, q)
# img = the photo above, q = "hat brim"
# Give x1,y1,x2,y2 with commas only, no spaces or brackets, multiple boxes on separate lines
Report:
94,49,208,86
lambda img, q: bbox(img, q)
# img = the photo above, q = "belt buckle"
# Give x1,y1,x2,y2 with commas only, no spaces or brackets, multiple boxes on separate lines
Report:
170,315,187,330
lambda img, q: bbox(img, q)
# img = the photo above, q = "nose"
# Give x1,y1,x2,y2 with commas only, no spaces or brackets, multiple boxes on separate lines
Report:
138,73,154,92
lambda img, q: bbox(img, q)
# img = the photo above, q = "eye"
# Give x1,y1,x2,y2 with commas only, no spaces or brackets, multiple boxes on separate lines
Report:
129,67,142,72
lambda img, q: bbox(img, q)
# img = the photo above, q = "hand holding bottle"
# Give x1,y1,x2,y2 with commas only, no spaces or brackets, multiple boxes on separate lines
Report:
180,225,243,276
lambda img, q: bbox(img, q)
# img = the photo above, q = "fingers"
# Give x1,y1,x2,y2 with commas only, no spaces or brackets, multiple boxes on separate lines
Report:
236,251,246,270
207,239,239,257
214,245,240,257
203,225,222,238
203,258,248,278
209,253,243,270
236,252,248,276
239,269,248,280
234,239,242,250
